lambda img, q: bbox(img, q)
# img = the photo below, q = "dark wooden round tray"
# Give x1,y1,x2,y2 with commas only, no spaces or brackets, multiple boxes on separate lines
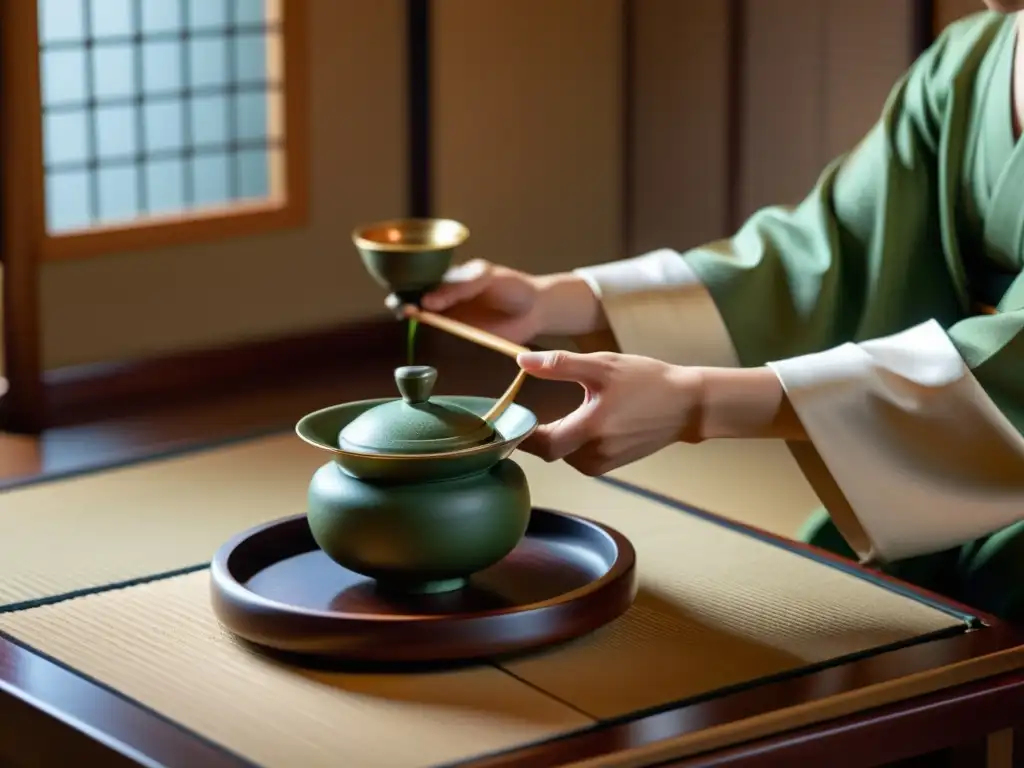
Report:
209,508,637,664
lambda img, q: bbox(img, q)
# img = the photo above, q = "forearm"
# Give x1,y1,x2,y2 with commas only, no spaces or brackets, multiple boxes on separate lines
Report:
695,366,807,442
534,272,610,336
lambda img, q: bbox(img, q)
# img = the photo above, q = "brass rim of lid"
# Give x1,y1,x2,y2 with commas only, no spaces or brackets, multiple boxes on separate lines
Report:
337,422,494,455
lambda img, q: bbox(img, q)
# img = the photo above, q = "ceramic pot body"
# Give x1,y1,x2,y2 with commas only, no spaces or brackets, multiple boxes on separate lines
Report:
307,458,531,594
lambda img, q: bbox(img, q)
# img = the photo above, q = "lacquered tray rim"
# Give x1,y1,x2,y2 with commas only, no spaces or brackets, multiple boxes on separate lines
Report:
210,508,637,625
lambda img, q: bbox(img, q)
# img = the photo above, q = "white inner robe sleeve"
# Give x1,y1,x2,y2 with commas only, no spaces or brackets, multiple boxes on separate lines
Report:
573,250,740,368
768,319,1024,563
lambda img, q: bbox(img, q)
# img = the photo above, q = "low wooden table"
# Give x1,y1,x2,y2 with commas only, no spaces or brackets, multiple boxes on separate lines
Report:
0,335,1021,768
0,434,1020,768
0,601,1020,768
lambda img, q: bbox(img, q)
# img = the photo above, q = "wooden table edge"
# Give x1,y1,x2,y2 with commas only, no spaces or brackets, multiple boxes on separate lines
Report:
0,436,1021,767
664,669,1024,767
1,619,1019,768
506,639,1024,768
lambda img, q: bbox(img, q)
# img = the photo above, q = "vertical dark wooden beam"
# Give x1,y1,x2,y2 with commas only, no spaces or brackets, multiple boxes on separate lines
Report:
912,0,936,54
724,0,747,233
620,0,635,257
407,0,431,219
403,0,440,358
0,0,46,434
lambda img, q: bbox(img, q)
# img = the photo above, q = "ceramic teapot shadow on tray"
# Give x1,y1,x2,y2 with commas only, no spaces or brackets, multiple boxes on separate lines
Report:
295,365,538,595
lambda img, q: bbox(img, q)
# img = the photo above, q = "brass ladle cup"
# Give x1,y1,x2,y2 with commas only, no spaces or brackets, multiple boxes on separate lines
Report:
352,218,470,306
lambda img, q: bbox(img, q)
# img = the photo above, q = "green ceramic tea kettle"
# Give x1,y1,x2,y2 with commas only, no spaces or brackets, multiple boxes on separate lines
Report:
295,365,538,595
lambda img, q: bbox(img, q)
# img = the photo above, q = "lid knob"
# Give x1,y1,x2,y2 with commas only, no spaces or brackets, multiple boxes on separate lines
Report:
337,364,495,455
395,365,437,404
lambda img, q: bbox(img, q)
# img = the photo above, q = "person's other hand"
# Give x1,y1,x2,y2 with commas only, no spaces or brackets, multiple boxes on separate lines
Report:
386,259,545,344
516,349,703,476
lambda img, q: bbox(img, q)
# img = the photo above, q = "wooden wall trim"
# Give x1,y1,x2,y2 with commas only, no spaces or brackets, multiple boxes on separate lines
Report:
726,0,747,233
627,1,732,255
621,0,636,258
1,0,46,434
914,0,937,52
39,314,560,429
42,318,405,428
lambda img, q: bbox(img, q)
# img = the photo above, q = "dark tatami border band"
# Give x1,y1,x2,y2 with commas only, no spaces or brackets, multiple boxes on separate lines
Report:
0,563,211,615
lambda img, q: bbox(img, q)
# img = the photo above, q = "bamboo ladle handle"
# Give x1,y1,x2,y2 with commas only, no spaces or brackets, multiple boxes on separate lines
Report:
482,368,529,423
400,304,531,423
402,305,529,360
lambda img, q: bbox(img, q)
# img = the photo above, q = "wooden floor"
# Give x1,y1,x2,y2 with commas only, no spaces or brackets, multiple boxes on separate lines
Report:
0,332,583,489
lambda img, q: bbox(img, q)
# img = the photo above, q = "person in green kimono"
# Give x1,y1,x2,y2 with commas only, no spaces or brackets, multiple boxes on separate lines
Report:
398,5,1024,622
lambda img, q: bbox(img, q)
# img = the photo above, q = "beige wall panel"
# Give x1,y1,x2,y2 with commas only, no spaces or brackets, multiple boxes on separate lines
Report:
628,0,732,255
41,0,408,368
432,0,624,274
821,0,915,161
737,0,915,222
737,0,826,219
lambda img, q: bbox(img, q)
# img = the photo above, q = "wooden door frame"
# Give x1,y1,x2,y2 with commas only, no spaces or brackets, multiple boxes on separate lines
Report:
0,0,46,434
915,0,937,50
407,0,431,218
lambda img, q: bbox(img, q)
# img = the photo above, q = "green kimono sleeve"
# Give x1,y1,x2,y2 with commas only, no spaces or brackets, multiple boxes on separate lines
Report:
576,12,1024,564
684,15,1005,368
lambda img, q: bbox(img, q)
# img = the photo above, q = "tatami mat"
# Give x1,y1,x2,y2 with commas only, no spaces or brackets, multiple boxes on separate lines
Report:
0,430,967,765
0,571,591,768
609,440,820,538
0,435,321,608
508,456,959,718
501,532,958,718
0,477,961,765
0,432,815,609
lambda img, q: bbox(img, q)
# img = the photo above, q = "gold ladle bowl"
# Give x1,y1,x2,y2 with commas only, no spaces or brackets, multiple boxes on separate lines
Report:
352,218,470,304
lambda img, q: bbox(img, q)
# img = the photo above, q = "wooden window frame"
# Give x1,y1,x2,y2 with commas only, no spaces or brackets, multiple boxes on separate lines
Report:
26,0,310,262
